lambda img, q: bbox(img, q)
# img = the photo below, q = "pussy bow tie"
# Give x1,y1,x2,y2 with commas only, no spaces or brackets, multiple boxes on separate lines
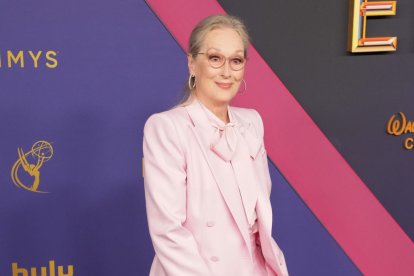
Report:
210,121,263,162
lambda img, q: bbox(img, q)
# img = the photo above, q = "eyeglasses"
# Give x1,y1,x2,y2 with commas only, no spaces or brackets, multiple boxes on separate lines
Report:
195,52,246,71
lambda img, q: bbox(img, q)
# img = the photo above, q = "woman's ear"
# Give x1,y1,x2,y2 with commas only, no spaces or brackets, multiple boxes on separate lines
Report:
187,53,195,75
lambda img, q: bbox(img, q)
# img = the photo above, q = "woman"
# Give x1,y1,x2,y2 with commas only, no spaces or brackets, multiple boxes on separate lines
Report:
143,15,288,276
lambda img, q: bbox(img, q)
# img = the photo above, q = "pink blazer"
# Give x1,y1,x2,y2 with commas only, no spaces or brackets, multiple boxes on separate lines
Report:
143,98,288,276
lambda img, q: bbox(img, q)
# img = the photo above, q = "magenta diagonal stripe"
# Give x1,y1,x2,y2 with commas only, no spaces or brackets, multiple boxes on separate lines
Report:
145,0,414,275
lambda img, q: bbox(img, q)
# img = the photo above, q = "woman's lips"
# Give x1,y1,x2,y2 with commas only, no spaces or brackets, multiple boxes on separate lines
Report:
216,82,233,89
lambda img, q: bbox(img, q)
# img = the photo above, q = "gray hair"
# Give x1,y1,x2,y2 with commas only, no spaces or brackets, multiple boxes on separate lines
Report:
188,14,250,58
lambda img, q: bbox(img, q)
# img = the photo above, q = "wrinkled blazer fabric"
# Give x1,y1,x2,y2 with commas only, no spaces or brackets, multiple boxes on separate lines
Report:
143,99,288,276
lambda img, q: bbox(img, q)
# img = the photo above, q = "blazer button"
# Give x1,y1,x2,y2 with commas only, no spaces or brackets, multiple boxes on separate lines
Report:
206,221,215,227
210,256,220,262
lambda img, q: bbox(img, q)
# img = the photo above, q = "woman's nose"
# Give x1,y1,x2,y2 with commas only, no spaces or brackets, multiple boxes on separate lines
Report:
220,60,232,77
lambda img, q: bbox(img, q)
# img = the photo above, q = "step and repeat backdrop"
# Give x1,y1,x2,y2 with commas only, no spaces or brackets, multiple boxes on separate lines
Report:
1,0,413,275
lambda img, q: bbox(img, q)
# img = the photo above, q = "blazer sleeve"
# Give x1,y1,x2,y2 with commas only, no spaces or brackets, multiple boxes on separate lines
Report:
143,113,211,276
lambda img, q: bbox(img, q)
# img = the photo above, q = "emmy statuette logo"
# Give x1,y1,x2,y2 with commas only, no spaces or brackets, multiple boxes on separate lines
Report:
11,141,54,193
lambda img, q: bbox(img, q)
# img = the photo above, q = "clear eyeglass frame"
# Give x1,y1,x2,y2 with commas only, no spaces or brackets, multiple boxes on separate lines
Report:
195,52,246,71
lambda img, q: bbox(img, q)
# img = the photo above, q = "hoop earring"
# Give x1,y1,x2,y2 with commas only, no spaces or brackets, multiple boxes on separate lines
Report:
238,79,247,95
188,74,196,90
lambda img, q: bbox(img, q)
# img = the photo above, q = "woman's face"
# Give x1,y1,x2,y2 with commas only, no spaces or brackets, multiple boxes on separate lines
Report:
188,28,245,107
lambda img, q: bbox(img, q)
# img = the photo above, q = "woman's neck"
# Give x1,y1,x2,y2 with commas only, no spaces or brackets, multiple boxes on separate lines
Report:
193,94,229,124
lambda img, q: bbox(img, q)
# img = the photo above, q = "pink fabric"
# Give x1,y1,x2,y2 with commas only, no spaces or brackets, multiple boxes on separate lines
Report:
143,98,288,276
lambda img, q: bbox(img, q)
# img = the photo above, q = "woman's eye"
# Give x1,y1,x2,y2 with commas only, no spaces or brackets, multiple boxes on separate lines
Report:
232,58,243,65
209,55,221,62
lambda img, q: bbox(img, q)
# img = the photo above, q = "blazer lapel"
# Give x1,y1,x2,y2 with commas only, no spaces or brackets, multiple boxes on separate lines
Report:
184,100,253,257
230,109,262,227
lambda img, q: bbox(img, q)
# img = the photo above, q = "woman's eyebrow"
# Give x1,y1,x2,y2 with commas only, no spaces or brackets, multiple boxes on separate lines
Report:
205,48,244,55
205,47,243,52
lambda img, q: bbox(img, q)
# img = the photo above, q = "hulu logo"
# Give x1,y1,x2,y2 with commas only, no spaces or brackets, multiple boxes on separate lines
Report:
12,260,73,276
